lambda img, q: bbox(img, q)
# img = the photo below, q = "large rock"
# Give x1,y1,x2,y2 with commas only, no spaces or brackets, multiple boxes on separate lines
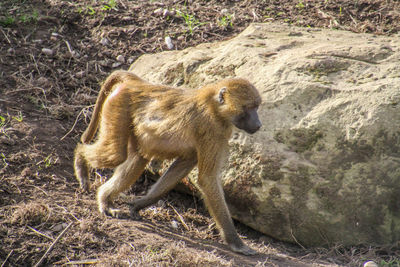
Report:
129,23,400,246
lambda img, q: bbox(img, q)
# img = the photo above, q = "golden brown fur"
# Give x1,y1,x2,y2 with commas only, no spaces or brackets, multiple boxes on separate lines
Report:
74,70,262,255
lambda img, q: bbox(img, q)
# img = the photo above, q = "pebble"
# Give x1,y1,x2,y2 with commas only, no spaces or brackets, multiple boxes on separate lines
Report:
76,70,86,78
100,37,111,46
163,9,175,17
98,60,109,67
70,51,80,58
7,48,15,54
112,62,122,68
127,57,135,64
116,55,125,63
171,220,179,229
165,36,174,50
20,167,32,177
220,8,229,15
41,48,54,56
156,200,165,207
363,261,378,267
36,76,49,86
153,8,163,16
52,222,68,232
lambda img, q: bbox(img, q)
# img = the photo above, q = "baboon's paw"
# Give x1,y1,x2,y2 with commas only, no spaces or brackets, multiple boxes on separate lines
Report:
103,208,122,218
79,181,90,192
229,243,257,256
129,205,143,220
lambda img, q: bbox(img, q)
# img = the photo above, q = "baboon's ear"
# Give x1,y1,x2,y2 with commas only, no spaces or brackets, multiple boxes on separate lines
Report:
218,87,227,104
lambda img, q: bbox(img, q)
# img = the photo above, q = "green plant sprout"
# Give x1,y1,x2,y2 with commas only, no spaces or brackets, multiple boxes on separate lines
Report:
218,14,234,28
1,153,8,169
0,115,6,128
296,0,305,9
176,9,206,35
102,0,117,11
12,111,23,122
0,9,39,26
37,154,58,169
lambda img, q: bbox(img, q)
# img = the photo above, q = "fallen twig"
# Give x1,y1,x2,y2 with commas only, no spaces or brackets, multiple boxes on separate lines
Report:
290,228,306,250
64,259,99,265
64,40,74,55
60,106,93,140
0,28,11,44
1,250,13,267
27,225,54,241
168,204,190,231
34,221,73,267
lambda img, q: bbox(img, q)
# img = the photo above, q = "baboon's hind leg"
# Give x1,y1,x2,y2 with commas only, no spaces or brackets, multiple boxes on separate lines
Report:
74,86,131,191
74,145,90,191
97,136,149,217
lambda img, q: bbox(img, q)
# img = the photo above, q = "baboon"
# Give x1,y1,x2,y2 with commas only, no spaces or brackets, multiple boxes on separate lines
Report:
74,70,262,255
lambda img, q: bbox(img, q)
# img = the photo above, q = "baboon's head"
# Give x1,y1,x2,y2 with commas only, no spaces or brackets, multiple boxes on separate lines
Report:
217,79,262,134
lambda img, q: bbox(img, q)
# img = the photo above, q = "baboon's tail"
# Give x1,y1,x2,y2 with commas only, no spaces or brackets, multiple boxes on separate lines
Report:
81,70,140,143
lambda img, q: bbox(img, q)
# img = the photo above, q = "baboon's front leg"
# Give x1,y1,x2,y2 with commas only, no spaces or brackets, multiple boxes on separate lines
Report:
130,156,197,214
197,150,257,256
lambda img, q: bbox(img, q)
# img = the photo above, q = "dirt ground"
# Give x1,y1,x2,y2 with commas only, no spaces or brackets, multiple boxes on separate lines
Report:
1,0,400,266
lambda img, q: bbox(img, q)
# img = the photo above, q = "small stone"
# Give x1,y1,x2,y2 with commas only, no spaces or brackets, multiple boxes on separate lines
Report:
153,8,163,16
127,57,135,64
177,36,184,41
100,37,110,46
76,70,86,78
52,222,68,232
98,60,109,67
79,219,93,232
7,48,15,54
363,261,378,267
220,8,229,15
21,167,32,177
112,62,122,68
70,51,80,58
163,9,175,17
36,77,49,86
171,220,179,229
116,55,125,63
165,36,174,50
41,48,54,56
156,200,165,207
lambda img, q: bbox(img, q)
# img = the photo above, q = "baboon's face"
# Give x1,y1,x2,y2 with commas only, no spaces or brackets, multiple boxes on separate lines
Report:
232,106,262,134
216,79,262,134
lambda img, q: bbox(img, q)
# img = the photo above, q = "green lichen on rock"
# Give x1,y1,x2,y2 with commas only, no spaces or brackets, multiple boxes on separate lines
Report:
274,128,323,153
223,143,263,213
304,58,350,77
